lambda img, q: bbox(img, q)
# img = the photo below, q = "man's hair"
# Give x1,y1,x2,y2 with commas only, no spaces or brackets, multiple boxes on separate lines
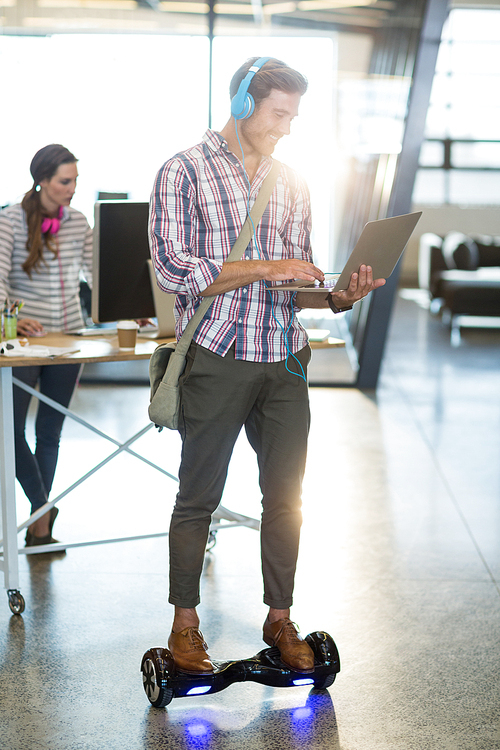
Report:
229,57,308,110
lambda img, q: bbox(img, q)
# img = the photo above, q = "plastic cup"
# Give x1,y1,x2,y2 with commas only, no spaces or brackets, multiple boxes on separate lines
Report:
117,320,138,350
3,313,18,340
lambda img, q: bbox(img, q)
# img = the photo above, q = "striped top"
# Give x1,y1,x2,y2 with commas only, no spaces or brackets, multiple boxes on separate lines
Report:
0,203,93,332
149,129,312,362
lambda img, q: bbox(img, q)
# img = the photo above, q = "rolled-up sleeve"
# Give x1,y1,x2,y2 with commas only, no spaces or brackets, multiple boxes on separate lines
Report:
149,158,223,298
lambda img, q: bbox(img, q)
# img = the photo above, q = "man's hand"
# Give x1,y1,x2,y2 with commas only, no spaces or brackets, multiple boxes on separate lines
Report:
263,259,324,283
328,264,386,308
201,259,324,296
295,265,386,310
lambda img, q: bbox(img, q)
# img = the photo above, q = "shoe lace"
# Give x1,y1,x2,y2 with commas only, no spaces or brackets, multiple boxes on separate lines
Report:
275,619,301,642
188,628,209,650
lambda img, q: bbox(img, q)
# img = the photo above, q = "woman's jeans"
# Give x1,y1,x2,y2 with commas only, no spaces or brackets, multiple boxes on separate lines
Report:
13,364,80,513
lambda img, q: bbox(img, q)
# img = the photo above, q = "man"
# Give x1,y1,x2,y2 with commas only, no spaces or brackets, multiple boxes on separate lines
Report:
149,57,385,675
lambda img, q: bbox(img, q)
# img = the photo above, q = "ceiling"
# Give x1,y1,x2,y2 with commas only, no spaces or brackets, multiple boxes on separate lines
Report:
1,0,497,39
155,0,399,33
0,0,433,36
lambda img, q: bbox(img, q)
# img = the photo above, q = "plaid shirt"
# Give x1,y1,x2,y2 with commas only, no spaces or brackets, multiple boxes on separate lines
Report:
149,129,313,362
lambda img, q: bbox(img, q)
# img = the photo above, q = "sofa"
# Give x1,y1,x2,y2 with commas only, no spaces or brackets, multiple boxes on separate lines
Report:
418,231,500,344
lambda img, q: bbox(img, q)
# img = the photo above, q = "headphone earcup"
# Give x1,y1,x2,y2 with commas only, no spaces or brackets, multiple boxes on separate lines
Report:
231,92,255,120
232,93,255,120
231,57,269,120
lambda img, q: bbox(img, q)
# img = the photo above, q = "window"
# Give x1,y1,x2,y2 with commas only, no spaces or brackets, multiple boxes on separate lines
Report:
413,8,500,206
0,34,209,218
0,34,335,268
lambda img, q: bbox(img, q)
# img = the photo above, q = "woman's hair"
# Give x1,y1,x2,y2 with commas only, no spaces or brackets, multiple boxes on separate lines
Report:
229,58,308,111
21,144,77,276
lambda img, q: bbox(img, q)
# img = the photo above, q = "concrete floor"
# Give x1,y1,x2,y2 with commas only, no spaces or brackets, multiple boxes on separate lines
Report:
1,291,499,749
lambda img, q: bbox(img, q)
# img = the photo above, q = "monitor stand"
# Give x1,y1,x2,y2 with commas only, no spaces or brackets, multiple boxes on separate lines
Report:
143,260,176,339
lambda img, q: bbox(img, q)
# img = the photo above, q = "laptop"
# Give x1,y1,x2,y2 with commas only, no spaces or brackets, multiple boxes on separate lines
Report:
274,211,422,292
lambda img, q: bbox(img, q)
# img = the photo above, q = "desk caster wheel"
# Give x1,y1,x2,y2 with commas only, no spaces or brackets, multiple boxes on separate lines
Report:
141,648,174,707
206,531,217,551
7,589,25,615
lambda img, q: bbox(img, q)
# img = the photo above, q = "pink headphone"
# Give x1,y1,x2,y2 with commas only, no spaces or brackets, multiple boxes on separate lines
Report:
41,205,63,235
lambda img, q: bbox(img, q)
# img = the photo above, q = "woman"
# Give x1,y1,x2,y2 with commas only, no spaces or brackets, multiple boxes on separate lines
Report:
0,144,93,546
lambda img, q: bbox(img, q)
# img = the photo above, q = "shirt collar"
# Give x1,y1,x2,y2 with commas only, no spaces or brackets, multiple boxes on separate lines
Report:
203,129,228,154
202,129,273,177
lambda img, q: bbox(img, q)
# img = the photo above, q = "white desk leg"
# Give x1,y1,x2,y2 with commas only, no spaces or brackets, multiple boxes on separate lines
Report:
0,367,25,613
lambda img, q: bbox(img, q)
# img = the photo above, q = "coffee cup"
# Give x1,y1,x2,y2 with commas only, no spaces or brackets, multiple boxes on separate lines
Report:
117,320,138,350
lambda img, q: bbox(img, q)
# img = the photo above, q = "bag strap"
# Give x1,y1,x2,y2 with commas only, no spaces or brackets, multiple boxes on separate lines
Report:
174,159,281,357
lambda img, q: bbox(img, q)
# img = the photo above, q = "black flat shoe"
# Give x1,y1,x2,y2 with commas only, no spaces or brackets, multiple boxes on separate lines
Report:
48,506,59,536
25,506,59,546
25,533,60,547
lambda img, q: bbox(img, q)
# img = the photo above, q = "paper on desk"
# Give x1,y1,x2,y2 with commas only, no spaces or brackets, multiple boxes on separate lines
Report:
0,339,80,357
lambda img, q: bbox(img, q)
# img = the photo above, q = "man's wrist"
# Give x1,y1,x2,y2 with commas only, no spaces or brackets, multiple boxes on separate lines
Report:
326,295,353,314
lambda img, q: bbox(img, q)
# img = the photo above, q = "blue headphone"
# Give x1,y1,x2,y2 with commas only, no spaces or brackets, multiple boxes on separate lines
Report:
231,57,270,121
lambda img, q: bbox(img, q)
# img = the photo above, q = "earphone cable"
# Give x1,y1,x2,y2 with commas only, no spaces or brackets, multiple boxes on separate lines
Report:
235,120,306,383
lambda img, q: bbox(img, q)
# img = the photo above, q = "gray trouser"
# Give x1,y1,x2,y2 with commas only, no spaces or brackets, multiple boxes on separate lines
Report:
169,342,311,610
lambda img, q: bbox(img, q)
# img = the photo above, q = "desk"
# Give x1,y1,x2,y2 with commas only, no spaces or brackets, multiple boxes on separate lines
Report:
0,332,344,614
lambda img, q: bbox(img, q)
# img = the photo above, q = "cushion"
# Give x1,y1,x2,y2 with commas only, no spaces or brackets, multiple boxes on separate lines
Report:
473,236,500,268
442,232,480,271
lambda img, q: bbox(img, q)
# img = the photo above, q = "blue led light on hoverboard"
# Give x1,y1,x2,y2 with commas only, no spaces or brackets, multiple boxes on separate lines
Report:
292,678,314,686
187,685,212,695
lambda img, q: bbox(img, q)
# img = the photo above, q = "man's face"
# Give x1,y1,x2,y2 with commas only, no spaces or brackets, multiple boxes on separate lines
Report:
239,88,301,159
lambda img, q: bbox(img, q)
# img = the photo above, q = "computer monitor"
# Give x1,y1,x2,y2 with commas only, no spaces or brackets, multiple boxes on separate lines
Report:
97,191,129,201
92,200,175,338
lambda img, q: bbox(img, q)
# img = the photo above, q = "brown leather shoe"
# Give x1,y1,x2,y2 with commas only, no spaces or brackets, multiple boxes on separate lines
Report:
263,618,315,673
168,627,214,674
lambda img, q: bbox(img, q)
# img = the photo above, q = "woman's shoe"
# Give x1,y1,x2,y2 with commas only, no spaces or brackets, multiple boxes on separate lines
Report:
25,506,59,546
25,533,60,547
48,506,59,536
